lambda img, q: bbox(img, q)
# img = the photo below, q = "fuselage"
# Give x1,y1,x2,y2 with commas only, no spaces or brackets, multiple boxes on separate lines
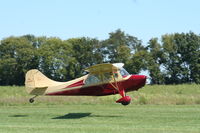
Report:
46,74,146,96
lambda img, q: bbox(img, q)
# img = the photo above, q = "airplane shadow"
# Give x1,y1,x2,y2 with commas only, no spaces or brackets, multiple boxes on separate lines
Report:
9,115,28,117
52,113,121,119
52,113,91,119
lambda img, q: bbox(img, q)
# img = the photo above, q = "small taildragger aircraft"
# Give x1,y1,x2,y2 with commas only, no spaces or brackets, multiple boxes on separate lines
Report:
25,63,146,105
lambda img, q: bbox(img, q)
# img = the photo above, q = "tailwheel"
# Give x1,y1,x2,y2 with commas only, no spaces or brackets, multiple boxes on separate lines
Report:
29,95,38,103
29,98,34,103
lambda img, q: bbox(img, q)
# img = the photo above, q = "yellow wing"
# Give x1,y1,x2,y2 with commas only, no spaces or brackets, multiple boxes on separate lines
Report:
85,63,119,74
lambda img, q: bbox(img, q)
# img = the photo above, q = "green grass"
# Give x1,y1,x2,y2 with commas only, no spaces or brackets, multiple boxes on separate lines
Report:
0,85,200,133
0,84,199,105
0,104,200,133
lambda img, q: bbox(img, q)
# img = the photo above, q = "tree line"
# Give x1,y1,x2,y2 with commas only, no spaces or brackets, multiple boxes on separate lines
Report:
0,29,200,85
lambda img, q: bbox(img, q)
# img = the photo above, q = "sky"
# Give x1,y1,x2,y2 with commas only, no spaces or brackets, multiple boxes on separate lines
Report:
0,0,200,45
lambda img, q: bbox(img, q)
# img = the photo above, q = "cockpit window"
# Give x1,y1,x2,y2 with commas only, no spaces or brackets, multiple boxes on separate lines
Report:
85,68,129,85
85,72,114,85
119,68,130,77
85,74,101,85
103,72,112,81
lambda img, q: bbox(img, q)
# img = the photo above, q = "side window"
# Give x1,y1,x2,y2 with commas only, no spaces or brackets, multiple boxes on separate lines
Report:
103,72,112,81
85,74,101,85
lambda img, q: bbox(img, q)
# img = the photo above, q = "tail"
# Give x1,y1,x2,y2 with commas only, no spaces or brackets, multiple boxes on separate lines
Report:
25,69,63,95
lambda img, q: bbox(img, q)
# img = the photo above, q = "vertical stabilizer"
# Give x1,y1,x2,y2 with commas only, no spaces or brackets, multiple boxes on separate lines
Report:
25,69,63,95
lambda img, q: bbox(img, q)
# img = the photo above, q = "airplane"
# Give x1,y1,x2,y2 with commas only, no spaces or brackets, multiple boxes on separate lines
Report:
25,63,146,105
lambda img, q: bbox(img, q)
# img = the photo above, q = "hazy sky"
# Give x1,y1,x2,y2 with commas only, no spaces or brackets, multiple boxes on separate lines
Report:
0,0,200,44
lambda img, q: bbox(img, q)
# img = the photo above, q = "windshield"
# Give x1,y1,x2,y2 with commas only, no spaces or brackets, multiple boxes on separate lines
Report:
119,68,130,77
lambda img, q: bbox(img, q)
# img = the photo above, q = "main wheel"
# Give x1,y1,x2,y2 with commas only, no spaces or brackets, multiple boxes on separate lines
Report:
121,101,131,106
29,98,34,103
120,96,131,106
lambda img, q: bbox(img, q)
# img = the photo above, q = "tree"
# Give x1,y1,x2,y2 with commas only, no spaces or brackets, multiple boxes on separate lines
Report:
101,29,145,74
161,32,200,84
67,37,103,78
38,37,74,81
0,30,199,85
146,38,165,84
174,32,200,83
162,34,184,84
101,29,131,63
0,36,38,85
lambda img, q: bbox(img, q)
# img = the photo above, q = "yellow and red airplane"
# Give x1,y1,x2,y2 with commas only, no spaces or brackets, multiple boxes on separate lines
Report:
25,63,146,105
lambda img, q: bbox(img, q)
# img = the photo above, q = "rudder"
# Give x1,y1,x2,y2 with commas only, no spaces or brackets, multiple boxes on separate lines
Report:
25,69,63,95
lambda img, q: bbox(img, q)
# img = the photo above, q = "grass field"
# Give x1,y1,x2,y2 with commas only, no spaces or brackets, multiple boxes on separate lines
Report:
0,84,200,105
0,104,200,133
0,85,200,133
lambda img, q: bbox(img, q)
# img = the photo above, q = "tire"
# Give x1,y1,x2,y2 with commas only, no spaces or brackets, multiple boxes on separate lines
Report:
29,98,34,103
121,101,130,106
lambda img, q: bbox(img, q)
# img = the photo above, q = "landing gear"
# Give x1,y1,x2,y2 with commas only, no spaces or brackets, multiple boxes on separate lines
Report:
121,98,131,106
29,95,38,103
109,70,132,106
29,98,34,103
116,95,131,106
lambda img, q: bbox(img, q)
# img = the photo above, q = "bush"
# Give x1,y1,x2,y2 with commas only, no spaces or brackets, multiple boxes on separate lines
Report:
138,95,147,104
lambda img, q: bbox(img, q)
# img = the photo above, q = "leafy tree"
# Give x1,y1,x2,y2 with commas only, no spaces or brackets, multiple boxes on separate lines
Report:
67,37,103,78
101,29,131,63
174,32,200,83
0,36,38,85
146,38,165,84
38,37,74,81
162,34,183,84
161,32,200,84
0,30,199,85
102,29,145,74
129,48,147,74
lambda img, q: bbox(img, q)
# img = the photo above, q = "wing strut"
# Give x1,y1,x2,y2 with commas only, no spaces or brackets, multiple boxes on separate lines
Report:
110,70,131,106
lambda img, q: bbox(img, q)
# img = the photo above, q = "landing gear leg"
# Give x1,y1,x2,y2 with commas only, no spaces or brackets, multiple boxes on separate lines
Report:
29,95,38,103
116,89,131,106
110,71,131,106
